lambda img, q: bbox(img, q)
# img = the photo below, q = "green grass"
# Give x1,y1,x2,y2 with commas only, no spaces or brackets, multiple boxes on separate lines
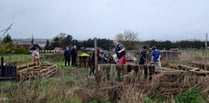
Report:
1,54,31,64
0,53,60,64
175,87,207,103
181,49,209,57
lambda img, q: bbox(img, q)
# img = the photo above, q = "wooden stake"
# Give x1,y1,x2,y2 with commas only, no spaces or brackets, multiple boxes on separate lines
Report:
205,33,208,50
205,33,208,70
94,37,98,73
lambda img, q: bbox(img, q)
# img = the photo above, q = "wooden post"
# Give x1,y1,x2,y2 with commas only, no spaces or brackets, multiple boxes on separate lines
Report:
1,57,4,76
165,50,168,61
205,33,208,70
1,57,4,96
123,64,128,75
111,64,116,82
205,33,208,51
94,37,98,73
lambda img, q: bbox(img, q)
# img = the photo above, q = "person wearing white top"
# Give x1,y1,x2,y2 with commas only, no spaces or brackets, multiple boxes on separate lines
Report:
32,47,41,66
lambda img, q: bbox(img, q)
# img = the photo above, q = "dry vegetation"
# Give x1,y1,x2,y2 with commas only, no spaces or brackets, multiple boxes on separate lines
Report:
1,50,209,103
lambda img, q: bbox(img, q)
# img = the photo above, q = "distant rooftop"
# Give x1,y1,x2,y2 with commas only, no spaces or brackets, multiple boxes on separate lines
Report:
13,38,47,48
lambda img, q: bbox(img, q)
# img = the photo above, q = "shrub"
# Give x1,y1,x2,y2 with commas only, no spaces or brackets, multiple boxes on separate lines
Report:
14,48,28,54
175,87,207,103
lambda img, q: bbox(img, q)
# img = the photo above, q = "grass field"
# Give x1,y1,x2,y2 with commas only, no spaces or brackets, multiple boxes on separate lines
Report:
0,50,209,103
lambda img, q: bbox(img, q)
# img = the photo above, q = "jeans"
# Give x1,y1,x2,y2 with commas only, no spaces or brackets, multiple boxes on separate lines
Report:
154,61,161,68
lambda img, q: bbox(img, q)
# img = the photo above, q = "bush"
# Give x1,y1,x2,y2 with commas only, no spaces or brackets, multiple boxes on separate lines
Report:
144,96,154,103
65,77,76,86
175,87,207,103
0,47,28,55
0,48,7,55
14,48,28,54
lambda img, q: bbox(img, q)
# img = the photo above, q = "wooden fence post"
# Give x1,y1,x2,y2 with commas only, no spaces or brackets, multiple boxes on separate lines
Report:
94,37,98,74
111,64,116,82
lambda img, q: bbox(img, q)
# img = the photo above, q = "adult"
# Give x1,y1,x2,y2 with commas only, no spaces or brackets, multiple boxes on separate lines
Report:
138,46,148,64
89,49,100,76
64,46,72,66
71,45,78,66
138,46,148,79
151,46,161,67
114,40,126,64
32,47,41,66
98,48,108,64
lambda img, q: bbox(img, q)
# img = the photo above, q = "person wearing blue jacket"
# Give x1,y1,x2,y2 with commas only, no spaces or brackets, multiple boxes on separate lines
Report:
151,46,161,68
64,46,72,66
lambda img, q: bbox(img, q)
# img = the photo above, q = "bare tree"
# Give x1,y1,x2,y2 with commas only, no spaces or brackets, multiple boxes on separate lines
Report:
115,33,124,41
124,30,139,41
115,30,139,41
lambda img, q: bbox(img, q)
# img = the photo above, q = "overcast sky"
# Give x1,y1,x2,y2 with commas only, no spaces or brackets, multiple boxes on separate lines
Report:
0,0,209,41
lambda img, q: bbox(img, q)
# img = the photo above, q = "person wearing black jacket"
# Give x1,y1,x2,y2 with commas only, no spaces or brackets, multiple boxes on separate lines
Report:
89,49,99,76
138,46,148,80
89,48,107,76
71,45,78,66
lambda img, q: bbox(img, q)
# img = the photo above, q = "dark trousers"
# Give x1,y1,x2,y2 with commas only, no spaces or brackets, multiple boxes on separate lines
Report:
65,58,70,66
89,62,95,76
71,56,77,66
139,62,148,80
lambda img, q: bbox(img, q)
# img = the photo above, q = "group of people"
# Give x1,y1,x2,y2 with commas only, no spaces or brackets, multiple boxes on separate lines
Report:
88,41,131,75
114,40,161,80
138,45,161,67
113,40,161,67
89,48,109,75
88,40,161,76
64,45,78,67
32,41,161,70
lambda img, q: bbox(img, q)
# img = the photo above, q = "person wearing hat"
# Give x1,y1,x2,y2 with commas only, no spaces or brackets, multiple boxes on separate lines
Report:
151,46,161,68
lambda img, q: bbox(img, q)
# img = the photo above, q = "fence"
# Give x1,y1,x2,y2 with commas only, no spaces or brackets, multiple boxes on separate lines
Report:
95,64,155,84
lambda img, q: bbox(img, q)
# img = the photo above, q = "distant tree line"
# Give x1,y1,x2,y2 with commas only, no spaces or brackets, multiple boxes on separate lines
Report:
143,40,207,50
1,32,207,55
44,33,113,50
44,33,208,51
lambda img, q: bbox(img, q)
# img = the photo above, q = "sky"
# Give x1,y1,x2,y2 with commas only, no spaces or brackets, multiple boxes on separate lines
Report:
0,0,209,41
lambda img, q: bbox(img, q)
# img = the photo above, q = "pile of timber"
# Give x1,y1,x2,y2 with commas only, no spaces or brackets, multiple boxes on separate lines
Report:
17,62,57,81
152,68,190,96
96,63,209,96
153,63,209,96
169,63,209,76
190,61,209,71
